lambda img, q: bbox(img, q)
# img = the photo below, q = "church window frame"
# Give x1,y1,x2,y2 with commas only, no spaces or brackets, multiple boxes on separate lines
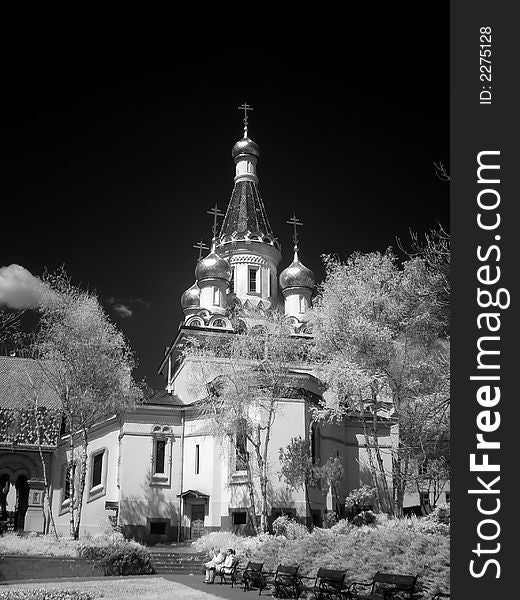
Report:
195,444,200,475
88,448,108,502
151,426,172,486
299,295,306,314
234,427,248,473
248,266,260,295
212,287,220,306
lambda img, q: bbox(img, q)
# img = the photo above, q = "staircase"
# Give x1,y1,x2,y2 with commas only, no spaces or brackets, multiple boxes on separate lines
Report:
149,550,206,575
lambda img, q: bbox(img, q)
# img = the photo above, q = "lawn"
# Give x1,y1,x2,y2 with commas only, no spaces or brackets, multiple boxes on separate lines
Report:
0,577,220,600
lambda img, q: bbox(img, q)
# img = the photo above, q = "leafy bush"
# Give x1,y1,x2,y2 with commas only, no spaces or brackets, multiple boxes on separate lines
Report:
351,510,377,526
77,532,154,576
0,533,78,557
272,515,308,539
0,590,96,600
192,530,269,559
322,512,338,529
344,485,377,512
251,526,449,598
195,515,449,598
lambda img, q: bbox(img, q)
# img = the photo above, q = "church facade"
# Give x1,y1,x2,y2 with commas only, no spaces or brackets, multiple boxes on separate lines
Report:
0,117,398,543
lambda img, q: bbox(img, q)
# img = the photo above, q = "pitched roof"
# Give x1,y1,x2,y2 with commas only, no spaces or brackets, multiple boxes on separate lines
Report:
219,180,279,247
0,356,61,411
145,389,183,406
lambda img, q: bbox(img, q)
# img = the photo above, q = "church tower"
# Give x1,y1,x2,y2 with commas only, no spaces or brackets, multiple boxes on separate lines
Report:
180,104,283,326
216,103,282,312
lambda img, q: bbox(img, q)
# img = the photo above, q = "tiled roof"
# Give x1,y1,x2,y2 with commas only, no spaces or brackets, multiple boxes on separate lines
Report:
219,180,278,246
0,356,61,410
0,356,62,448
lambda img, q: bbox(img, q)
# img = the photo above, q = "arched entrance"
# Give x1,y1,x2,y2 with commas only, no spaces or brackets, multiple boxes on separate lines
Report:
15,475,29,531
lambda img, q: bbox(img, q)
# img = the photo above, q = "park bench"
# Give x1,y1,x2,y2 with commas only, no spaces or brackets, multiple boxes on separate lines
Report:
242,561,266,593
266,564,302,598
347,571,417,600
216,557,240,587
300,567,348,600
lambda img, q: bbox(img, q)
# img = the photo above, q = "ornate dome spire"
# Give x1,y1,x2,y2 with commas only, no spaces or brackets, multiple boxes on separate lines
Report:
279,214,315,291
218,103,279,249
279,248,316,291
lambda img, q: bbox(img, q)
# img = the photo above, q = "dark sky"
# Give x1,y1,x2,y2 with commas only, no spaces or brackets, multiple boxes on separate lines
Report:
1,13,449,389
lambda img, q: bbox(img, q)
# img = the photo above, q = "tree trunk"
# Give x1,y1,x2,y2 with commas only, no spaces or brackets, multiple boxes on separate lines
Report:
304,480,312,526
74,429,88,539
253,440,269,534
394,450,408,516
244,452,259,535
358,398,382,512
371,409,394,514
37,439,58,540
68,434,76,538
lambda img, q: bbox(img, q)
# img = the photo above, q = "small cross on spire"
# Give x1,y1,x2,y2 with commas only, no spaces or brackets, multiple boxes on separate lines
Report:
286,213,303,248
207,203,225,239
238,102,253,137
193,238,209,260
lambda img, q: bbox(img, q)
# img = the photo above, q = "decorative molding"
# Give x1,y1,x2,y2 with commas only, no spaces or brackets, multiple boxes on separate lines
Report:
229,255,269,267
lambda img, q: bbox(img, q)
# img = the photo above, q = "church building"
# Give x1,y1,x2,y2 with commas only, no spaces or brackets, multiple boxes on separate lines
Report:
0,111,397,543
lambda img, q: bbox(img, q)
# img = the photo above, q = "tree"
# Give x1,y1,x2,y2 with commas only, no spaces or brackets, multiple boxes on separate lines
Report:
279,436,320,522
0,308,24,354
189,311,310,534
31,272,144,538
319,455,345,518
310,249,450,515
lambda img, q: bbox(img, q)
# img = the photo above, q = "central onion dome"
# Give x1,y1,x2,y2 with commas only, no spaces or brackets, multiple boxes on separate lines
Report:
181,282,200,309
232,136,260,159
279,251,316,291
195,248,232,283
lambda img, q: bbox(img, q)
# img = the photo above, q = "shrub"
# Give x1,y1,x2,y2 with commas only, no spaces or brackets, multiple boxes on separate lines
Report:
272,515,308,539
0,590,96,600
77,532,154,576
344,485,377,513
0,533,78,557
322,512,338,529
192,530,268,560
352,510,377,527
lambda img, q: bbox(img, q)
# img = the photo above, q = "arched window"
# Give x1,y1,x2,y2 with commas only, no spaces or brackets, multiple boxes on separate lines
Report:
151,426,172,485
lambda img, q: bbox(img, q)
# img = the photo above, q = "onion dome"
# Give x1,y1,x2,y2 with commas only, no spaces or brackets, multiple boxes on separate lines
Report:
195,245,232,283
279,250,316,291
232,136,260,159
181,282,200,310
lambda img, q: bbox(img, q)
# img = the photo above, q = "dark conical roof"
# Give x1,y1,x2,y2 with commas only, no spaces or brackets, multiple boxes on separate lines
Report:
219,180,279,246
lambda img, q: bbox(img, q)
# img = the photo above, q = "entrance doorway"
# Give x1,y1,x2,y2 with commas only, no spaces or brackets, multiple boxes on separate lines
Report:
190,504,205,539
15,476,29,531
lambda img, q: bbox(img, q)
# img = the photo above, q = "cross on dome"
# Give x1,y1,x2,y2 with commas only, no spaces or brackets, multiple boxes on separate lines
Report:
207,203,225,240
287,213,304,249
193,239,209,260
238,102,253,137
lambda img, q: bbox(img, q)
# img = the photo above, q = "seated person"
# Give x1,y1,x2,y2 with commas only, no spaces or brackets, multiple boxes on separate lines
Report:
204,548,226,583
215,548,236,576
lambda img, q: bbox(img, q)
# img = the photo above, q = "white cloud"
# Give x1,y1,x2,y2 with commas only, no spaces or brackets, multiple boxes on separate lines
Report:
0,264,50,309
106,296,150,319
112,303,133,318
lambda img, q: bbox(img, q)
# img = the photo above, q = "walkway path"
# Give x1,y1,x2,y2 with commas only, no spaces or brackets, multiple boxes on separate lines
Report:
1,573,275,599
